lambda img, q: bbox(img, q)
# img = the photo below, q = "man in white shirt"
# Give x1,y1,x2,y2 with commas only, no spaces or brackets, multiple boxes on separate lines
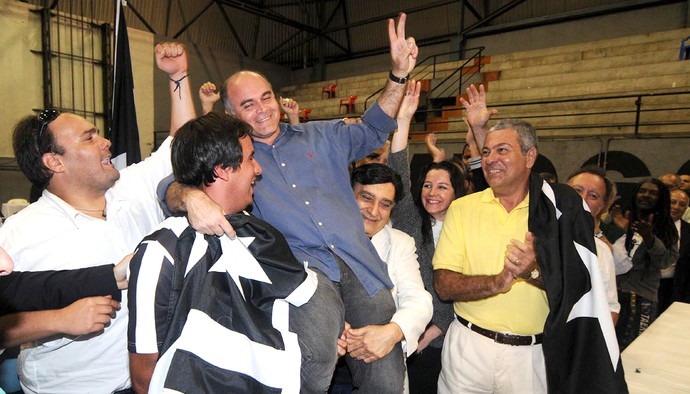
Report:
659,189,690,311
347,163,432,391
0,42,193,393
566,167,621,324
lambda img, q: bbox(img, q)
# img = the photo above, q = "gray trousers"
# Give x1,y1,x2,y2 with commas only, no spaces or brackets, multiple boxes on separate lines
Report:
290,257,404,394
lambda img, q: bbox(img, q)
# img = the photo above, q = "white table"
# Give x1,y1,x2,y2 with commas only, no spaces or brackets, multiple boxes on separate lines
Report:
622,302,690,393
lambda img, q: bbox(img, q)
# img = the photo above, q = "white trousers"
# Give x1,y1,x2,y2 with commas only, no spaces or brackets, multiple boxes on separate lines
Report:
438,320,547,394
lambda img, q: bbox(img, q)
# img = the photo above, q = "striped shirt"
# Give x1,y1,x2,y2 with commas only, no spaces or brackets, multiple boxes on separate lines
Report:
128,213,316,393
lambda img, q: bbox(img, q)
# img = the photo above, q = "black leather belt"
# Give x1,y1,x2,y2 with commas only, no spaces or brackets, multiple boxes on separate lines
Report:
456,315,542,346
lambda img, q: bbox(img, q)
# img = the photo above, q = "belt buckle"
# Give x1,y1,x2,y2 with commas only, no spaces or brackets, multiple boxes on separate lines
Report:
496,332,530,346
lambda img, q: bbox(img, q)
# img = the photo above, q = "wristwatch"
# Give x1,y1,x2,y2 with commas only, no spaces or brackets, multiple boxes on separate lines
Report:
389,70,409,84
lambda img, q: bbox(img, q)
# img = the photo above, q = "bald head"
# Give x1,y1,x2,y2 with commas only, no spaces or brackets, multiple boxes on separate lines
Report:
670,189,689,222
220,70,282,145
680,174,690,192
220,71,273,115
659,173,680,191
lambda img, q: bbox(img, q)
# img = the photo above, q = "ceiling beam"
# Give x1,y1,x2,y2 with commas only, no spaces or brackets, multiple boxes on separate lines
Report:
264,0,459,63
217,0,321,35
164,0,172,36
339,0,351,54
460,0,527,35
465,0,677,37
261,1,348,62
321,0,460,34
172,0,215,38
216,2,249,57
126,0,157,34
461,0,482,20
290,0,521,66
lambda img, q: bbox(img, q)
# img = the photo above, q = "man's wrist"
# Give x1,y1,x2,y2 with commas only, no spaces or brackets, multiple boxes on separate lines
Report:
181,187,205,213
524,266,540,280
387,322,405,343
389,70,409,84
169,70,188,81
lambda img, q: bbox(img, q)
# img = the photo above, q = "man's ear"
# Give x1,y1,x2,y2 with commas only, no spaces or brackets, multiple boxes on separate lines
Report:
525,147,537,169
214,165,231,181
42,152,63,174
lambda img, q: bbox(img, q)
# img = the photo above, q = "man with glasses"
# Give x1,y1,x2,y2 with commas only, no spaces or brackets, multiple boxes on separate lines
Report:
0,42,192,394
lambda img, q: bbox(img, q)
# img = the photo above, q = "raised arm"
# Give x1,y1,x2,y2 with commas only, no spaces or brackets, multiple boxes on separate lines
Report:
464,118,480,158
390,81,421,154
424,133,446,163
279,97,301,126
459,84,497,151
199,82,220,115
377,13,419,118
155,42,194,136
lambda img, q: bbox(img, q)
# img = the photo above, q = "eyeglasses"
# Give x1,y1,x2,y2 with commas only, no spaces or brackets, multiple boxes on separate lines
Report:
37,109,61,138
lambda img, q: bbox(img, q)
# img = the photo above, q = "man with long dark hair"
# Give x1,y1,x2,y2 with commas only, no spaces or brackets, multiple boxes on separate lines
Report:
613,178,678,350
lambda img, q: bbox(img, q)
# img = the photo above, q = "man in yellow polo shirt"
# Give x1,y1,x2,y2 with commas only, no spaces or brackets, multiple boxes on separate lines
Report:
432,85,628,393
433,118,547,393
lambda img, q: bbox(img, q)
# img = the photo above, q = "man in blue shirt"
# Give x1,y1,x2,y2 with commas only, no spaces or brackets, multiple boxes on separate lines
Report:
164,13,419,394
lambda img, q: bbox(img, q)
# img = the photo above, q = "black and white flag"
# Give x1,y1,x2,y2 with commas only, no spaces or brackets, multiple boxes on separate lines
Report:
149,214,316,393
529,173,628,393
111,0,141,169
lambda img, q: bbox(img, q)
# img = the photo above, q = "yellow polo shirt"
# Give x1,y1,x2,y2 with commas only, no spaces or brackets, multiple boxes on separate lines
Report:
433,188,549,335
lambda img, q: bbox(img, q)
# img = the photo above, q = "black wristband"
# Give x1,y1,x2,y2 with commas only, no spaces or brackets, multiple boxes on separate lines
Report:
389,71,409,84
169,74,188,99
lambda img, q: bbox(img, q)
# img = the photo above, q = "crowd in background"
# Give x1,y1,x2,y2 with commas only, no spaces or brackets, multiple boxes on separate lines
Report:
1,11,689,394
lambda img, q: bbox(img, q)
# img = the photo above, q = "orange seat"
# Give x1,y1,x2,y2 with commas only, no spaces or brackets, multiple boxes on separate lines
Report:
321,83,337,99
339,95,357,114
299,108,312,122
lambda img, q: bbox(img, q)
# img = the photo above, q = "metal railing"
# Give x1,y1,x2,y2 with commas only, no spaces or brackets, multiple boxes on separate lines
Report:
413,90,690,139
363,47,485,111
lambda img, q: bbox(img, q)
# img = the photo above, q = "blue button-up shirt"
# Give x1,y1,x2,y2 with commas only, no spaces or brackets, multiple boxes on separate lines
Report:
251,102,396,296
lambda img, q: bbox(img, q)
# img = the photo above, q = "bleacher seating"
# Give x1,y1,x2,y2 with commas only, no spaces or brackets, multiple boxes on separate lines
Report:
280,28,690,140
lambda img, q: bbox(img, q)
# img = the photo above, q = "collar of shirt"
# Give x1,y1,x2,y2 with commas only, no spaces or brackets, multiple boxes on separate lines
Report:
480,187,530,211
249,105,395,296
41,188,130,228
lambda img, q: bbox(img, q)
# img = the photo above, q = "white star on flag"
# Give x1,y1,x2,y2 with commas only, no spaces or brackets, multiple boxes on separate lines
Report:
209,236,272,300
568,241,620,370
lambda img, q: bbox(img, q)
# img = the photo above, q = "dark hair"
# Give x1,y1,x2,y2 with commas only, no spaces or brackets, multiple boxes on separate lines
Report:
567,166,617,214
625,178,677,252
350,163,404,203
449,155,472,187
415,161,466,244
172,112,250,187
12,114,65,190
